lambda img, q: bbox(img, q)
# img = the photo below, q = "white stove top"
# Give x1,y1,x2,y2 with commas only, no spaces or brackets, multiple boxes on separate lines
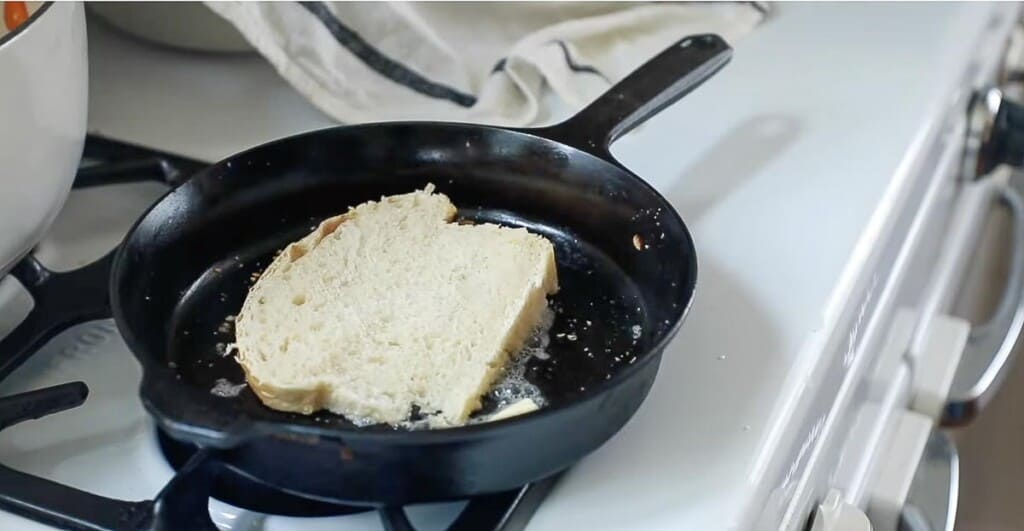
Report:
0,2,1019,530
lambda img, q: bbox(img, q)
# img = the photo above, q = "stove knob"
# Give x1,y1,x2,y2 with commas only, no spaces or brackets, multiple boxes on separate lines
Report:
810,490,872,531
966,86,1024,179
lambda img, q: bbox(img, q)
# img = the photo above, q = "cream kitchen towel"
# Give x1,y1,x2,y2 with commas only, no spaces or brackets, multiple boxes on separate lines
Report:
207,2,768,126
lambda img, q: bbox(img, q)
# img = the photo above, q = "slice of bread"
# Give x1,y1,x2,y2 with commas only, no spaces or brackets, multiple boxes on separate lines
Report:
234,185,558,427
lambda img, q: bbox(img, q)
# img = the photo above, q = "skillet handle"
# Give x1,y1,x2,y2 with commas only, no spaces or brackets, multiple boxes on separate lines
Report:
0,252,114,382
538,33,732,157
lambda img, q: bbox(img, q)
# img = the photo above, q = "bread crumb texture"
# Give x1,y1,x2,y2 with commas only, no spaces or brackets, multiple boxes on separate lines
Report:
235,184,558,427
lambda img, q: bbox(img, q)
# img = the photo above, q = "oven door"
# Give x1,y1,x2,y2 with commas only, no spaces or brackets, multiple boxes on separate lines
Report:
870,169,1024,531
803,162,1024,531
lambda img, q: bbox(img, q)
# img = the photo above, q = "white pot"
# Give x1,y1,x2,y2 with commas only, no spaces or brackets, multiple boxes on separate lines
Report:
87,2,252,53
0,2,88,273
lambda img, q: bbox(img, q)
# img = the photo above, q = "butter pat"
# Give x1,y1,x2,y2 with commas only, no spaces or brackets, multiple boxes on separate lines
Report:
489,398,539,422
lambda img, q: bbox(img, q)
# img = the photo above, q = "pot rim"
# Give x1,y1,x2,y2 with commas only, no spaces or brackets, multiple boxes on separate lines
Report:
0,1,53,49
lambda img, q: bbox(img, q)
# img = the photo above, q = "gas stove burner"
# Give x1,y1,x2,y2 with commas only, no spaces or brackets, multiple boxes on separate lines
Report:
156,428,370,517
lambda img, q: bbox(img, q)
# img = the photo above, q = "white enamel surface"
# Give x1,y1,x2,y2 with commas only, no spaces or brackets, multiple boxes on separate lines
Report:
0,2,88,273
0,2,1011,530
535,4,1008,530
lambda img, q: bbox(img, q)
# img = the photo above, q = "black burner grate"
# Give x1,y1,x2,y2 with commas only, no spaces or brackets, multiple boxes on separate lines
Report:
0,136,560,531
157,427,370,517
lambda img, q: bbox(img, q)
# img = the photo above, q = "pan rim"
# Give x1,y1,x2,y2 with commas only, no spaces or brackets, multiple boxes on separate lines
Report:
111,121,699,446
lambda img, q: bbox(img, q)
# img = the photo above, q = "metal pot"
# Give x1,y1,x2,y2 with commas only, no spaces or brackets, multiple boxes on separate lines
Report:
0,2,88,273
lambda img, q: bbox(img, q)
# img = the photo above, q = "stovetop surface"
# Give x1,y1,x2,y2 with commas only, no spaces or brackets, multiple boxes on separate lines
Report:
2,2,1019,530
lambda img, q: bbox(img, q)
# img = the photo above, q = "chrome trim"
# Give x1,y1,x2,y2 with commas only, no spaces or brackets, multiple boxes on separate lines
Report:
943,183,1024,425
898,431,959,531
963,86,1003,181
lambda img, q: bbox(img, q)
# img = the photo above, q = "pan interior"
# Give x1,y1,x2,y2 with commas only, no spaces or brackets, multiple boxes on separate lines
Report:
168,208,646,429
115,124,695,432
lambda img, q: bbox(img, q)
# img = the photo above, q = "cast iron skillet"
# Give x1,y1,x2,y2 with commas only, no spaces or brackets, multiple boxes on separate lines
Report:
1,34,731,506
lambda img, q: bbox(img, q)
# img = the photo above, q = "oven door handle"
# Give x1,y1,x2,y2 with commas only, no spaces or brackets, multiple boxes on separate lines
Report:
899,431,959,531
943,181,1024,426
